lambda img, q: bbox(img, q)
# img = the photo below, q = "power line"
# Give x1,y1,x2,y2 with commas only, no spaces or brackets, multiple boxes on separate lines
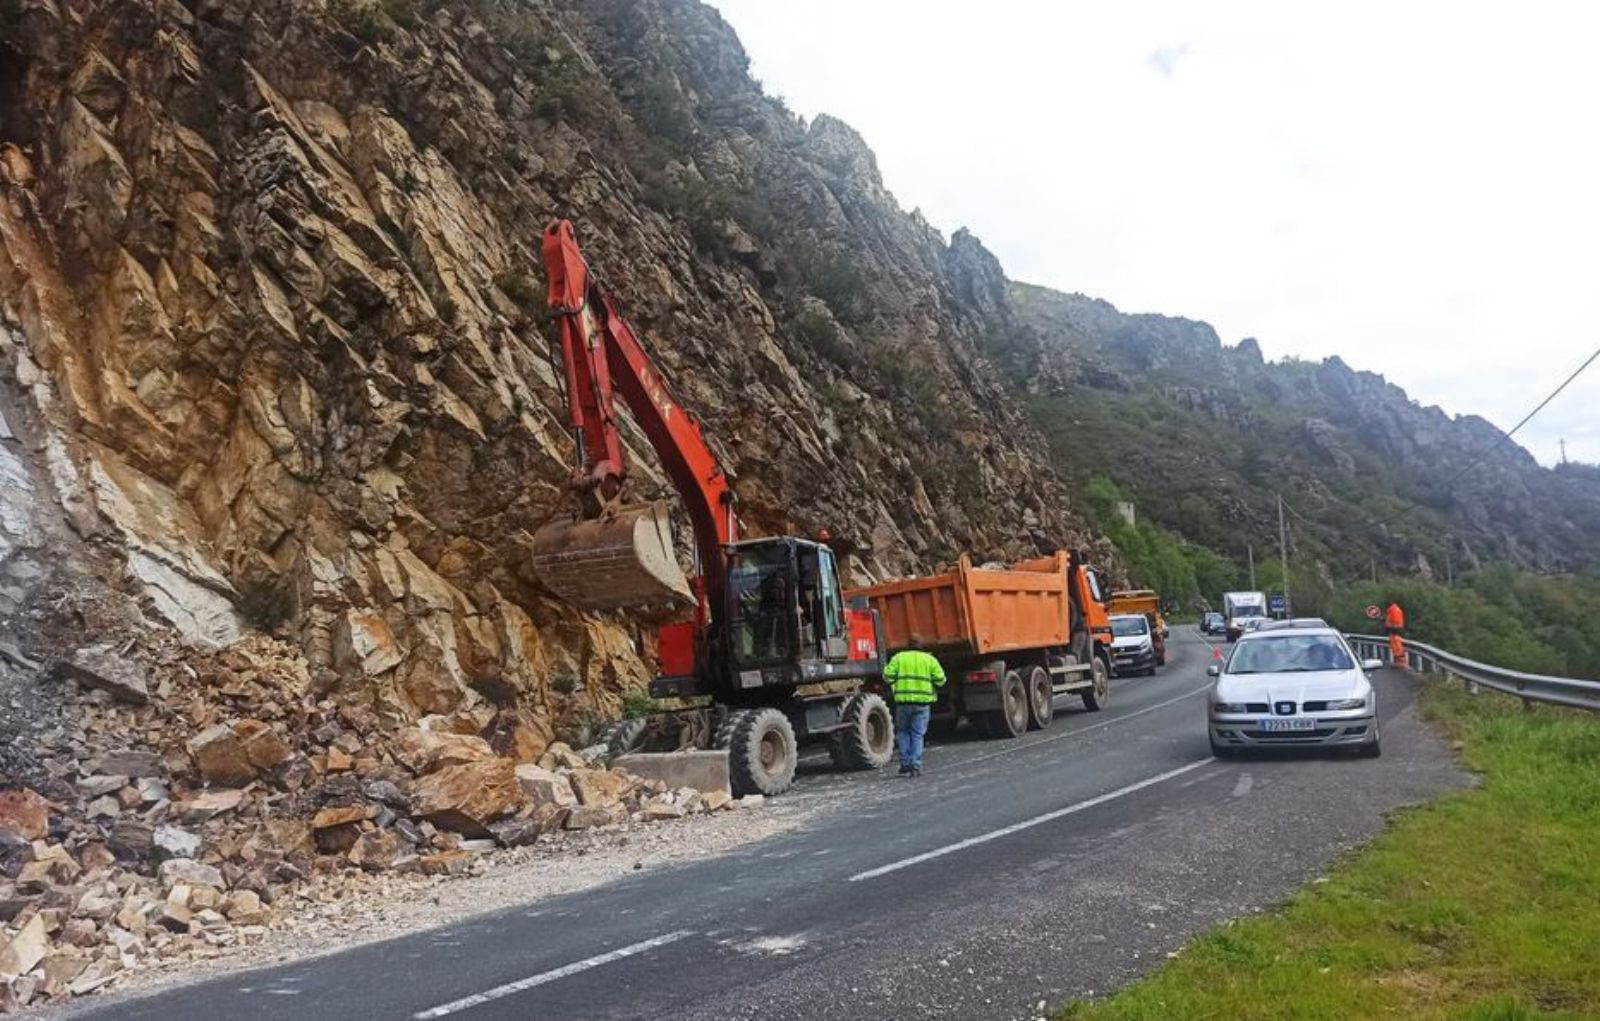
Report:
1438,343,1600,489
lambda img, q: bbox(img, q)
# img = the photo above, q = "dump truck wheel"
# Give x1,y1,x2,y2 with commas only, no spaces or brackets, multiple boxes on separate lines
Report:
1081,657,1110,712
718,708,797,796
977,670,1029,739
827,693,894,770
1025,667,1054,730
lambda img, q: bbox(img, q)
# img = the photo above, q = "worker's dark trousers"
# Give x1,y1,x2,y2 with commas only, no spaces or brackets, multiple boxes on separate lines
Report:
895,704,931,770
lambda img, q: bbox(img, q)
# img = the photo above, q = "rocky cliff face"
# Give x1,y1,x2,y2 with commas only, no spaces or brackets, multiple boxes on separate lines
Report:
1008,284,1600,579
0,0,1094,738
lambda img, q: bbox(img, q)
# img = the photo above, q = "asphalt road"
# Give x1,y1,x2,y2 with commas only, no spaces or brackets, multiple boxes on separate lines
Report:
72,630,1467,1021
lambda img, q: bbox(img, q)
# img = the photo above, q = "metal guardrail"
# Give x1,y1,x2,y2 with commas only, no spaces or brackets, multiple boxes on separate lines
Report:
1345,633,1600,712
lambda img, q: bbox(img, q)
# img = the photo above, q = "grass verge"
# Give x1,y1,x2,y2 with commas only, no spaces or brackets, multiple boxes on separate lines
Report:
1059,685,1600,1021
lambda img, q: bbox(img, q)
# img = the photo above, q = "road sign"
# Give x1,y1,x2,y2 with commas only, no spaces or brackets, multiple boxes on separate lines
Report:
1365,605,1382,620
1269,594,1287,614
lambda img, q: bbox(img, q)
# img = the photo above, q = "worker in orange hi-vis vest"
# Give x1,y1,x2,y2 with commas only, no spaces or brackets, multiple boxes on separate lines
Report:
1384,601,1408,669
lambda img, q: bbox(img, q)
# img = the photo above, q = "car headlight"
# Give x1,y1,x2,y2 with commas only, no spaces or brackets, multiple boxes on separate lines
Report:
1324,698,1366,711
1211,702,1250,714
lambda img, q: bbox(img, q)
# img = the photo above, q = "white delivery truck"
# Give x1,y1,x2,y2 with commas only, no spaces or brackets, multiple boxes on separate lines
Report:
1222,590,1268,642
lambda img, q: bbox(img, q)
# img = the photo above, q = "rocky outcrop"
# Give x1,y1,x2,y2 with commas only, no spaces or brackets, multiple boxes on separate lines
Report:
0,0,1095,742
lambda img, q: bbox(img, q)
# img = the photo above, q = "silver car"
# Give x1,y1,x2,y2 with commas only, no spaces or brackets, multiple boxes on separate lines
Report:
1206,626,1382,758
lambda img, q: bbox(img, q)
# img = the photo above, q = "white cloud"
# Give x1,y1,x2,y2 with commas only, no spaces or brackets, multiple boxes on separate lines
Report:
711,0,1600,465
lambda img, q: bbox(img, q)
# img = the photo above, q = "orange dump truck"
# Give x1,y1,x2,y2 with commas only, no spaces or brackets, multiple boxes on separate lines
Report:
846,551,1114,738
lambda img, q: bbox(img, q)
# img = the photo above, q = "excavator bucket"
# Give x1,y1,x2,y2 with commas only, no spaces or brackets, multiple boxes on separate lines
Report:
530,501,695,612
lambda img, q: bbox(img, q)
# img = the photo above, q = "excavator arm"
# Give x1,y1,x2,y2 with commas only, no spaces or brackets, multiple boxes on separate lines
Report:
531,220,737,619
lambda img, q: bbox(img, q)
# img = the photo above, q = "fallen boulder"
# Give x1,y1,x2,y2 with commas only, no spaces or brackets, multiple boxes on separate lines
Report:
393,728,493,775
513,764,577,809
409,758,525,838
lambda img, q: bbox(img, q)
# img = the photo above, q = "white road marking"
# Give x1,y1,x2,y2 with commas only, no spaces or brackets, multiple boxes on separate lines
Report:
412,930,693,1019
1232,773,1254,797
848,757,1215,882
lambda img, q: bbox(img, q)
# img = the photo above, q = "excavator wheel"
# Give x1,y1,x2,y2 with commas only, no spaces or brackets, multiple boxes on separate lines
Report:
717,707,798,797
530,501,694,612
827,693,894,771
1025,666,1054,730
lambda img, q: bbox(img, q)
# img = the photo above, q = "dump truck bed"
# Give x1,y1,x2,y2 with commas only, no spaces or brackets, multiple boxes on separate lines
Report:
848,553,1073,656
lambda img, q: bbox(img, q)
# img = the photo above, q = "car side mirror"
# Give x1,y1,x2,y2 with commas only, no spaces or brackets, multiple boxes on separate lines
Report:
1206,664,1220,677
1361,658,1383,672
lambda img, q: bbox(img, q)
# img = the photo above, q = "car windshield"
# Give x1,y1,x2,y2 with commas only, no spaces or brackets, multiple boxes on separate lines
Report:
728,545,793,665
1112,617,1148,637
1227,635,1354,674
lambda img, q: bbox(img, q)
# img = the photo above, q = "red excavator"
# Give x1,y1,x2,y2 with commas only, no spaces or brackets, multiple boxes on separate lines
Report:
529,220,894,795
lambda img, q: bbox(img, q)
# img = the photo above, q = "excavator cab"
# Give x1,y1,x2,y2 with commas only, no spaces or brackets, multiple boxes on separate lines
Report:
727,538,851,677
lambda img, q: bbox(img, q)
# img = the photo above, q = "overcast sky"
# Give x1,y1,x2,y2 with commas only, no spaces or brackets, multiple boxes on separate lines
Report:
711,1,1600,466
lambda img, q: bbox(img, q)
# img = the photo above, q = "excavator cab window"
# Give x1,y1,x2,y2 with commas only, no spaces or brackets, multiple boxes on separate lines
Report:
818,547,847,659
728,542,796,667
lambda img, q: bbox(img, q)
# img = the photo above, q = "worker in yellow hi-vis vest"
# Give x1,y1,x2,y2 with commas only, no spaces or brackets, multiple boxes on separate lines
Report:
884,649,946,777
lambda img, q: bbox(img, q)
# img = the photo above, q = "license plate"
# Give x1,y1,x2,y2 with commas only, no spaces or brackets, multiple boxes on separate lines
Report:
1259,717,1315,732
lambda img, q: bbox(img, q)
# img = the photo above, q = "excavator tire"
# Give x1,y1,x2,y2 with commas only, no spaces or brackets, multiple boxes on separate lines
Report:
717,707,798,797
1081,656,1111,712
1025,666,1054,730
975,670,1029,739
605,717,650,759
827,693,894,771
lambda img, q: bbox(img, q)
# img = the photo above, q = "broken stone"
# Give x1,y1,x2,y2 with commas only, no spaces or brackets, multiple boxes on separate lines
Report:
86,794,121,819
348,829,407,870
644,799,687,820
173,788,245,824
222,889,267,925
538,742,587,772
0,912,46,976
136,777,168,804
564,804,626,831
418,850,472,876
152,825,202,862
325,747,353,772
187,724,255,787
235,719,293,771
107,819,154,861
54,645,149,704
362,779,408,809
568,768,633,809
69,959,122,995
314,823,364,854
311,804,375,829
393,728,493,775
485,816,543,848
702,790,733,812
513,764,577,809
39,951,89,993
77,842,117,873
76,774,131,799
93,750,164,778
409,758,525,838
483,709,552,763
156,901,192,932
734,794,765,809
158,858,223,890
0,789,49,841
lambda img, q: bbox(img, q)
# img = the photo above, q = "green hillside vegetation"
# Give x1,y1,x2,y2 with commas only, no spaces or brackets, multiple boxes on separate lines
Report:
1325,571,1600,679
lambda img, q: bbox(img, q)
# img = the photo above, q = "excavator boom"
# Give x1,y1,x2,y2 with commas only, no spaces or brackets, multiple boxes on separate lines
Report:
530,221,736,617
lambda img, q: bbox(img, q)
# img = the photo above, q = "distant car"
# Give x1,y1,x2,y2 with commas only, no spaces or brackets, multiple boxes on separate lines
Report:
1256,617,1331,632
1109,614,1158,677
1207,626,1383,758
1201,612,1226,635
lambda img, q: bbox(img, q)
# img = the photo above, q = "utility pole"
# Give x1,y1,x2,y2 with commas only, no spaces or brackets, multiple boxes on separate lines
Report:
1560,439,1569,465
1247,543,1256,589
1277,494,1291,616
1446,545,1454,587
1370,557,1376,584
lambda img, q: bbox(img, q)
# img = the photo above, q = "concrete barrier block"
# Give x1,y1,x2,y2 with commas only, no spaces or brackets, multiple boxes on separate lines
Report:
612,750,731,795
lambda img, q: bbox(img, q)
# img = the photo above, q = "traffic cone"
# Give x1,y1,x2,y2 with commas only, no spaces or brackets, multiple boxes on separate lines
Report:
1211,645,1224,662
